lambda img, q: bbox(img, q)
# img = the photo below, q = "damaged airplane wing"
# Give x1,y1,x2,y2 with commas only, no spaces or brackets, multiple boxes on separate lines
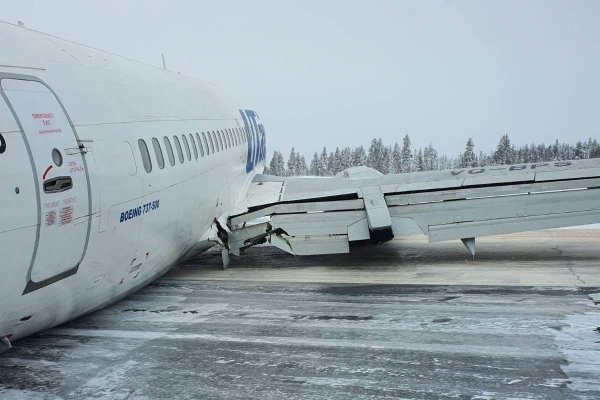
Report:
225,159,600,264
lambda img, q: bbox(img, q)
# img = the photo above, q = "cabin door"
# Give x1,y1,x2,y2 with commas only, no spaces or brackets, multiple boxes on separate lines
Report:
1,77,91,294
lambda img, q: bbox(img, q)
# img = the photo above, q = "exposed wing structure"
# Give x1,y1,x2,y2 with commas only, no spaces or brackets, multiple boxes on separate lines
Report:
225,159,600,262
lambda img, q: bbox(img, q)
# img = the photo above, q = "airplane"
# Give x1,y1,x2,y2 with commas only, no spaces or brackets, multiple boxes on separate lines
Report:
2,21,600,351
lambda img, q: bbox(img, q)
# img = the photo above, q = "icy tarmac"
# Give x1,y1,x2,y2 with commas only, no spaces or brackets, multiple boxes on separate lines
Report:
1,230,600,399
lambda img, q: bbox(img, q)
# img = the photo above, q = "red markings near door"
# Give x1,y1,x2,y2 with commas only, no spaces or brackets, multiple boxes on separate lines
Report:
42,165,53,179
59,206,73,225
45,210,57,226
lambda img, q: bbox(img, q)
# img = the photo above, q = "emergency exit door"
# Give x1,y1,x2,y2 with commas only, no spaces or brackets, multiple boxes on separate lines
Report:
1,77,91,293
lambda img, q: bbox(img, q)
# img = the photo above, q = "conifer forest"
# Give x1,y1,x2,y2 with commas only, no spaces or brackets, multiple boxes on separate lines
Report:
265,135,600,176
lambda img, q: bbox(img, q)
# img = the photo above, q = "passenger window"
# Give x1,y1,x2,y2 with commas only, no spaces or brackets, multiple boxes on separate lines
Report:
138,139,152,173
152,138,165,169
173,135,184,163
181,135,192,161
189,134,198,159
211,131,219,152
203,132,212,154
217,131,224,150
163,137,175,166
222,130,229,148
231,129,238,146
225,130,231,148
197,132,205,156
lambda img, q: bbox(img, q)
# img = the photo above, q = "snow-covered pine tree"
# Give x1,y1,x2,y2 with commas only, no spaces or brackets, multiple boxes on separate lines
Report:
340,147,352,170
590,139,600,158
309,152,319,175
493,134,515,165
536,144,547,162
423,143,439,171
380,145,391,174
415,148,424,171
423,144,438,171
297,155,308,175
559,142,572,161
392,142,402,173
400,135,412,173
574,141,583,159
352,146,367,167
319,147,329,176
268,150,285,176
331,147,343,174
412,148,419,172
551,139,560,161
286,147,297,176
327,151,336,176
583,139,591,159
460,138,476,168
367,138,382,171
438,155,451,170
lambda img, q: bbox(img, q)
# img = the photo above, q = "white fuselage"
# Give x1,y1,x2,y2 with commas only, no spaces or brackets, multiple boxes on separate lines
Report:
0,23,266,343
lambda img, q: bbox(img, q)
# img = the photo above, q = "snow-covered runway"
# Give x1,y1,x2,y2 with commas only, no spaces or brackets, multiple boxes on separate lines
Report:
1,230,599,399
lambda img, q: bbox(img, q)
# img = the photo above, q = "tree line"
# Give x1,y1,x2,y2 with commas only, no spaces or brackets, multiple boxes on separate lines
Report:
265,134,600,176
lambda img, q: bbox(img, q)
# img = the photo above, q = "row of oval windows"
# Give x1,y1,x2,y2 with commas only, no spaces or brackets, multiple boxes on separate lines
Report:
137,127,247,173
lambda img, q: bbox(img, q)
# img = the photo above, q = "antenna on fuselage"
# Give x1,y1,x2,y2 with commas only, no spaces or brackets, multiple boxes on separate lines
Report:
162,53,167,70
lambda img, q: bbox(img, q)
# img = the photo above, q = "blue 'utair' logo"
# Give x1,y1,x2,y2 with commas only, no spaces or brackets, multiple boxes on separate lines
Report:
239,109,266,173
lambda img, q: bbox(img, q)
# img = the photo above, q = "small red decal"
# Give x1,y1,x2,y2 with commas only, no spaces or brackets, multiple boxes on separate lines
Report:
42,165,53,180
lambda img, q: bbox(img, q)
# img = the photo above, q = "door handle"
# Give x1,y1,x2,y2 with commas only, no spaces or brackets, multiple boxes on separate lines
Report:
43,176,73,193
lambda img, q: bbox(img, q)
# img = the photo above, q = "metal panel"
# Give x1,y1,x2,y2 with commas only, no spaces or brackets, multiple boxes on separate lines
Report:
462,172,535,186
347,218,370,241
390,188,600,241
245,181,285,208
385,177,600,206
271,210,366,236
359,186,392,230
429,210,600,242
391,217,425,236
270,234,349,256
535,168,600,182
382,179,464,195
230,199,364,227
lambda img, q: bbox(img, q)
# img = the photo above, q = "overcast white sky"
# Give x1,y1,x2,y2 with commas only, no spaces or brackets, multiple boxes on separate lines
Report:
3,1,600,158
